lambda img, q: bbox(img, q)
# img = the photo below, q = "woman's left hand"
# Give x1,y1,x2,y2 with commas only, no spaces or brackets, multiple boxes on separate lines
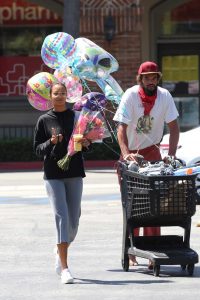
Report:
81,138,91,148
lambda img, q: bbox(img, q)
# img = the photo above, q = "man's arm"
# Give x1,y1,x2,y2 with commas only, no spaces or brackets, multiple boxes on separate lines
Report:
167,119,179,156
117,123,138,161
117,123,129,159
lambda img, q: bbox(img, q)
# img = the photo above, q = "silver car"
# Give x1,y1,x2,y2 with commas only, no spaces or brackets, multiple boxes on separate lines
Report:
160,126,200,204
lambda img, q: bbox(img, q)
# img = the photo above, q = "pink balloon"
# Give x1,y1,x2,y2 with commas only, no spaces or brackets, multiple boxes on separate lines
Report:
54,65,82,103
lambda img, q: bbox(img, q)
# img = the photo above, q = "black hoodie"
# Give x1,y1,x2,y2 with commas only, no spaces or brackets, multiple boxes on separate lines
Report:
33,108,85,179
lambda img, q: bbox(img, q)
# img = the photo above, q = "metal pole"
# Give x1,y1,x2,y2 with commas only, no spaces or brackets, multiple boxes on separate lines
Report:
63,0,80,38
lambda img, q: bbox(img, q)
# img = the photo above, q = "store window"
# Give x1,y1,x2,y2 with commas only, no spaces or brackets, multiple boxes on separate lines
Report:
0,0,62,98
174,97,199,129
161,53,200,131
162,55,199,95
156,0,200,131
160,0,200,37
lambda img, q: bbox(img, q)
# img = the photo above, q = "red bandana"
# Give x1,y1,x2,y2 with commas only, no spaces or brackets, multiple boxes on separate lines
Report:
138,87,157,115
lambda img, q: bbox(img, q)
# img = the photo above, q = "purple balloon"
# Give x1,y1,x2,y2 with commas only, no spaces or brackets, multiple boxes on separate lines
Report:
73,92,107,111
73,99,83,111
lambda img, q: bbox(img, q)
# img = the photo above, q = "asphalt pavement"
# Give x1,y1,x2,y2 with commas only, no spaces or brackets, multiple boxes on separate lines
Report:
0,169,200,300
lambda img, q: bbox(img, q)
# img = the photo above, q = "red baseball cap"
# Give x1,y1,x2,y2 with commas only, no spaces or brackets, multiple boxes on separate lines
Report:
138,61,162,75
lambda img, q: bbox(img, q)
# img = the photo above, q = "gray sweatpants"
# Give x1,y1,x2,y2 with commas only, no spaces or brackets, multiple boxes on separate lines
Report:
45,177,83,244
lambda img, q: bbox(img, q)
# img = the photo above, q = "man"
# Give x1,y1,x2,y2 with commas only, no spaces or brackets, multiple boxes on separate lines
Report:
114,61,179,266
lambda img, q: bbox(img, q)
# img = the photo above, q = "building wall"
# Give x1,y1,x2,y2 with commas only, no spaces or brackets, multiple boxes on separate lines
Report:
5,0,199,132
79,0,142,89
0,0,144,130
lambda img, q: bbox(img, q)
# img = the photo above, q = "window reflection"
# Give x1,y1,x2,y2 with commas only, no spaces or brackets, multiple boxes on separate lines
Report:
161,0,200,36
174,97,199,130
162,55,199,94
0,27,62,56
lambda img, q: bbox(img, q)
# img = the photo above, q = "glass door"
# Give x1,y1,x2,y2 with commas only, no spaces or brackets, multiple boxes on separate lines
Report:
158,44,200,131
162,54,199,130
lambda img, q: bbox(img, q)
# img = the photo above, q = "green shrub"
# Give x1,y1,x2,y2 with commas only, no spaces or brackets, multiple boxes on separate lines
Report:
0,138,39,162
0,138,120,162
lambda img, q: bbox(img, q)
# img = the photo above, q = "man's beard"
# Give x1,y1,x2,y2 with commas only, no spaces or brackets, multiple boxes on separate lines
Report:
142,84,157,96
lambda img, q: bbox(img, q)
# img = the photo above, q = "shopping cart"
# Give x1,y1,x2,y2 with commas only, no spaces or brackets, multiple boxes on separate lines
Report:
118,161,199,276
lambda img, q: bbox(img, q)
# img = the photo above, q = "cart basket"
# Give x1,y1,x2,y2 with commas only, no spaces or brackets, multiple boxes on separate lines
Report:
119,161,196,222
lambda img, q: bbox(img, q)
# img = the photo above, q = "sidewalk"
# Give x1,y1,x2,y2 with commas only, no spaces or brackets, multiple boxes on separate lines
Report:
0,170,200,300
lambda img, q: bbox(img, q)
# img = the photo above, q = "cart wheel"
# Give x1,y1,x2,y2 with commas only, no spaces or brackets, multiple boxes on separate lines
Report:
181,264,186,271
153,265,160,277
122,255,129,272
187,264,194,276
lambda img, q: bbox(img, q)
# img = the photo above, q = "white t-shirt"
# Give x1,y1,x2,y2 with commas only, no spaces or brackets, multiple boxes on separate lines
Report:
113,85,179,150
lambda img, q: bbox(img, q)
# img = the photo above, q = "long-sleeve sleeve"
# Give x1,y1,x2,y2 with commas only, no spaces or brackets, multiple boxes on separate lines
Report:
33,117,53,158
33,110,86,179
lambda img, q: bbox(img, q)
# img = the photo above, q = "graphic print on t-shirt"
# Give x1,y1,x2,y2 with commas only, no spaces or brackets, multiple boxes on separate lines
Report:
136,115,154,134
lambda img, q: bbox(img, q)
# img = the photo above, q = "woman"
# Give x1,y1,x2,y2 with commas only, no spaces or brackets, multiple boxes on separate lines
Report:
34,83,90,284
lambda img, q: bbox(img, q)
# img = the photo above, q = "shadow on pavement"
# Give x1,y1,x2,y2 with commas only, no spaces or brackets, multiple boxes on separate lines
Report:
73,277,172,285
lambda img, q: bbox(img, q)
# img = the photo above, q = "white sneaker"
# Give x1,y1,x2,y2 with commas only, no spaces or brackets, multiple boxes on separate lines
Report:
54,248,61,276
61,268,74,284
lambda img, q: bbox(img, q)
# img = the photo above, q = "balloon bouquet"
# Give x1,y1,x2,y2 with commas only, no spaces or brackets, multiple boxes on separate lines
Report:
26,32,123,169
26,31,123,108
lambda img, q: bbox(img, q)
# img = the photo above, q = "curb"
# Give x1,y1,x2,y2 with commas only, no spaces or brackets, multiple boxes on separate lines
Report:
0,160,117,171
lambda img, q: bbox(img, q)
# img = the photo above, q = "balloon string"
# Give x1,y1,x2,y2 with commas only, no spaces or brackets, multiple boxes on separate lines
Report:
78,76,119,142
80,75,161,155
102,140,120,157
74,70,161,154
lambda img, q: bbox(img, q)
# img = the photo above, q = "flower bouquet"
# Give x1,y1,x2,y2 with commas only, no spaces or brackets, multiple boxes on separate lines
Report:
57,92,108,171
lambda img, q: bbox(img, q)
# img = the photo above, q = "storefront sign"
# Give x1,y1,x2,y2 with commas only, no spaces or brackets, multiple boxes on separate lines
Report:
0,0,62,26
0,56,51,97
